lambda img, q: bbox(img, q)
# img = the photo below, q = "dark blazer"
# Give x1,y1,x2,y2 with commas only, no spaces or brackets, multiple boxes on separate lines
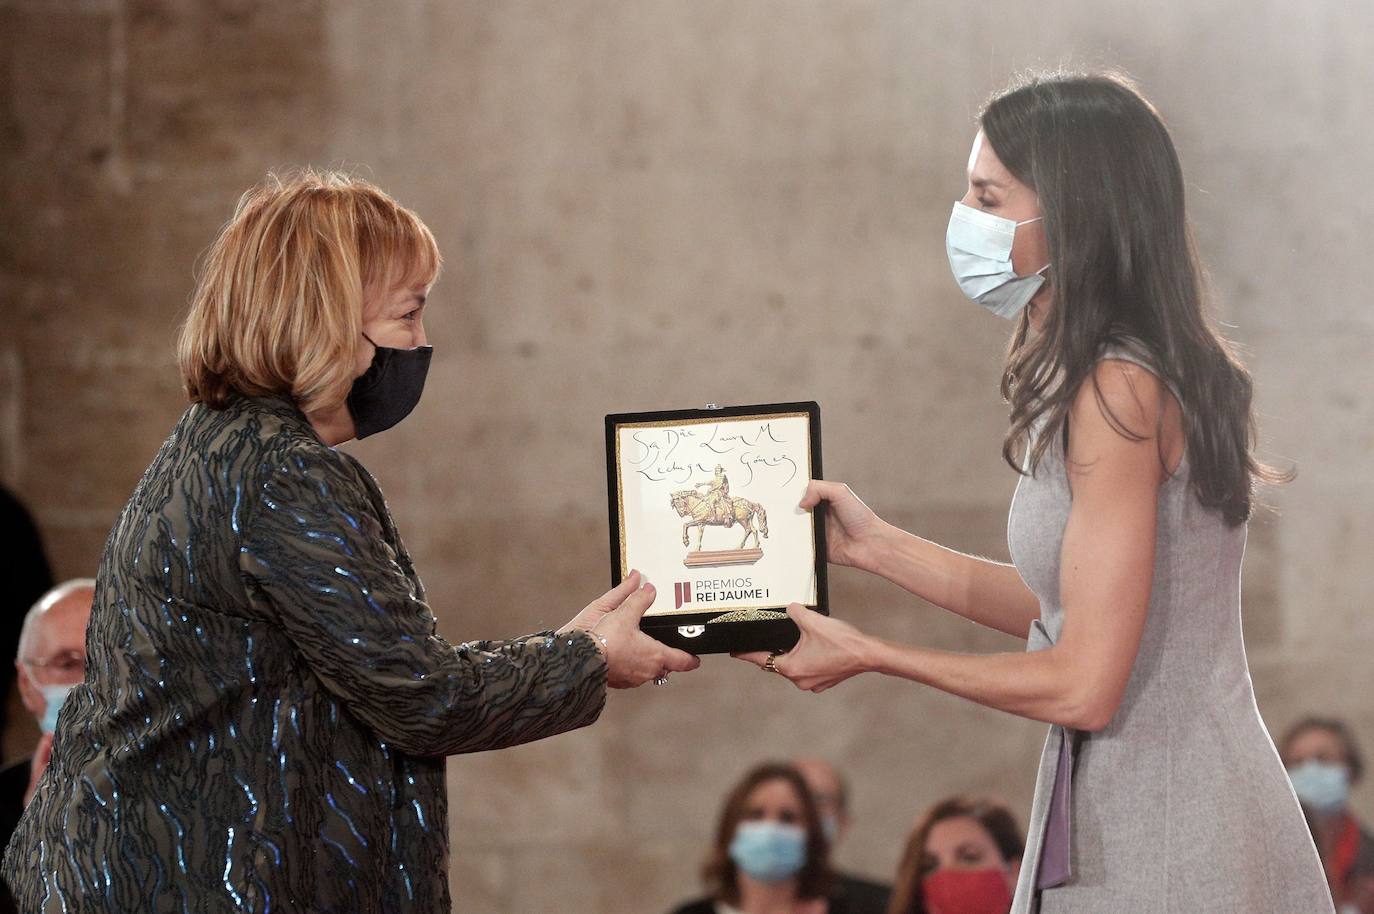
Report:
1,395,607,913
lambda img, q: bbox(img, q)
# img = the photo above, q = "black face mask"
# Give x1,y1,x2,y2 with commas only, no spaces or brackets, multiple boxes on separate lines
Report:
346,333,433,439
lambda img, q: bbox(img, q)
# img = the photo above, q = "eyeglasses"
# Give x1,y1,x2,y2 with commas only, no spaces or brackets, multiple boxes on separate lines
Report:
22,651,86,683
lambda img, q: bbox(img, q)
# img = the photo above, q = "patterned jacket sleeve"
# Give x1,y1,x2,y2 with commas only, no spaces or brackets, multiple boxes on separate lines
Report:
238,447,608,757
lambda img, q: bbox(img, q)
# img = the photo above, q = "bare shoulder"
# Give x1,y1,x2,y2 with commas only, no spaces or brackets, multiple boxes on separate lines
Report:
1073,358,1167,439
1068,357,1184,481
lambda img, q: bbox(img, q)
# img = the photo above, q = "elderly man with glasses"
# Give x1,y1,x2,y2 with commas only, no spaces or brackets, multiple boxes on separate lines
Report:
3,580,93,811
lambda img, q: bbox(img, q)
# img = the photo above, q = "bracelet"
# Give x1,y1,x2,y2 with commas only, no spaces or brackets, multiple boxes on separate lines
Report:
590,631,609,657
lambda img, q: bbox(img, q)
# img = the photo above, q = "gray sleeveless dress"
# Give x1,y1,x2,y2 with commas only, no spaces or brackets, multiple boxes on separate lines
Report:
1006,345,1334,914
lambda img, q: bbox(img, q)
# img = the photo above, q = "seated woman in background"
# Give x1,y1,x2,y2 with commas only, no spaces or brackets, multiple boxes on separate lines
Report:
887,797,1024,914
670,762,840,914
1282,717,1374,914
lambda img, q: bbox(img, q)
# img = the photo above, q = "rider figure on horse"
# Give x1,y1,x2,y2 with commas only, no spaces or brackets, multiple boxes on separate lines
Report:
695,465,733,527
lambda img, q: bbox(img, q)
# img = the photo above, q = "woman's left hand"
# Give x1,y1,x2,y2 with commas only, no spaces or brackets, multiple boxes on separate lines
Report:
733,603,877,692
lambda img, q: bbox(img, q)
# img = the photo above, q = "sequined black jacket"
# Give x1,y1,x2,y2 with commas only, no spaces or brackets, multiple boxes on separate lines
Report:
1,395,608,912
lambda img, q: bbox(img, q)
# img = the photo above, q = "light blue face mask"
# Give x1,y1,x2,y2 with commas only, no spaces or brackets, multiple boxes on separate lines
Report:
1288,760,1350,814
945,201,1050,319
38,683,76,734
729,820,807,883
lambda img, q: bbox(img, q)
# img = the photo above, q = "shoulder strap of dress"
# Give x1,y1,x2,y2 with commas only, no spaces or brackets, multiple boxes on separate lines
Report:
1096,337,1183,403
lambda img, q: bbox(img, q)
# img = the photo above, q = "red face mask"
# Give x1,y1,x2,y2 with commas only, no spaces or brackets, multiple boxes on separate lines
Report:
921,867,1013,914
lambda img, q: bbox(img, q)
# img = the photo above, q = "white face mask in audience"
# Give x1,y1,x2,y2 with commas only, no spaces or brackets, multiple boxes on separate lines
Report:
728,820,807,882
1287,759,1349,813
39,683,76,734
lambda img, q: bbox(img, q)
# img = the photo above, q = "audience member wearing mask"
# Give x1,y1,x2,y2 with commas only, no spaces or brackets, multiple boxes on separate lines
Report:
0,487,55,738
887,797,1024,914
0,579,93,914
1282,717,1374,914
670,762,844,914
793,757,892,914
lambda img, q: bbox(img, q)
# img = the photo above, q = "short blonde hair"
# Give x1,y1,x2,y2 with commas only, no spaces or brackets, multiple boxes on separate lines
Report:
177,169,441,415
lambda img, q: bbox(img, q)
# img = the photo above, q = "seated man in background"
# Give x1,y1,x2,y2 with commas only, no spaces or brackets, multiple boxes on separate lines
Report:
0,580,94,850
1282,716,1374,914
0,579,93,913
0,487,55,738
793,757,892,914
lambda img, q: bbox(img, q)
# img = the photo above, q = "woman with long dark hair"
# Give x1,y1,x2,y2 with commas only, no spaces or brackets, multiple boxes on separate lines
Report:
738,72,1333,912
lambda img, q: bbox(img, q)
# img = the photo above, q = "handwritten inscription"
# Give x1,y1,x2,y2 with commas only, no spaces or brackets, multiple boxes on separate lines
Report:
628,422,799,487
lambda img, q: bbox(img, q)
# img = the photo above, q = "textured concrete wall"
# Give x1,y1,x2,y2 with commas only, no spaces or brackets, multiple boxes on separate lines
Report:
3,1,1372,912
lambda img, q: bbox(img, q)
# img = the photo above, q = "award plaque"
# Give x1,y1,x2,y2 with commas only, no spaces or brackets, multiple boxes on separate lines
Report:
604,401,828,654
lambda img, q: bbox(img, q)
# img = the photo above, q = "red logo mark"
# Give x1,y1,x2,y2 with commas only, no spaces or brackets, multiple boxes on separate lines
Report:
674,582,694,610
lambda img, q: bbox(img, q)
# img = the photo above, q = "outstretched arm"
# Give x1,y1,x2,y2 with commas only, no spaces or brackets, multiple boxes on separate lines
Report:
803,482,1040,639
240,449,695,757
748,361,1167,732
870,524,1041,639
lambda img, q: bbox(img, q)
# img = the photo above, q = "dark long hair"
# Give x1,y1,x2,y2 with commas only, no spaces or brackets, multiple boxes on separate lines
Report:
701,762,832,904
887,796,1024,914
982,71,1288,525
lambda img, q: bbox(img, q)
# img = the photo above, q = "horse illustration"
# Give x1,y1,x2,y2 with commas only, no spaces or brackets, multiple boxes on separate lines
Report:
669,489,770,551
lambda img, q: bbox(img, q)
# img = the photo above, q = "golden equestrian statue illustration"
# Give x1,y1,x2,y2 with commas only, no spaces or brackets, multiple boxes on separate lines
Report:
695,465,733,527
670,467,770,556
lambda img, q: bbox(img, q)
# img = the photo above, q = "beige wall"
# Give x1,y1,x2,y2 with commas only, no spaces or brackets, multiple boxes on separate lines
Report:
3,1,1372,911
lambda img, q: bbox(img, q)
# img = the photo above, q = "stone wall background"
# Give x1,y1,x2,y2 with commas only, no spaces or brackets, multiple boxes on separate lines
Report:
3,1,1371,912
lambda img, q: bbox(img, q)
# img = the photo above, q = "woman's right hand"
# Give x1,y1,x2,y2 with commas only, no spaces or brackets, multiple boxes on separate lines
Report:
563,571,701,689
799,479,891,572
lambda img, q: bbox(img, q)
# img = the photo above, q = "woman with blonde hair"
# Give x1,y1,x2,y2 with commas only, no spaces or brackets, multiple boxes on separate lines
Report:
2,170,697,913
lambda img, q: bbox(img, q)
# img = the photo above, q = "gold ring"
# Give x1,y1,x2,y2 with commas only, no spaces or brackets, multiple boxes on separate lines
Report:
764,651,782,674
